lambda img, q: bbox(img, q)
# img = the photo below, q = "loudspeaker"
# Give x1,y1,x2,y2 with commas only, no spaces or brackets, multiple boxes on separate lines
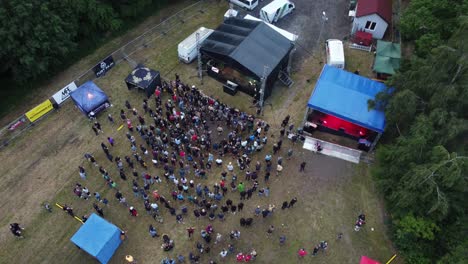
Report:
223,84,237,96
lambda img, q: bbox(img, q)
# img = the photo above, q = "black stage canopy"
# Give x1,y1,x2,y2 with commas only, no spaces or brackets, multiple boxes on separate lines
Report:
125,65,161,98
201,18,293,79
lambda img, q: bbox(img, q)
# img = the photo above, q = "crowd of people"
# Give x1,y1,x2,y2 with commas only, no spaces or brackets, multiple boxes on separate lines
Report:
9,76,367,263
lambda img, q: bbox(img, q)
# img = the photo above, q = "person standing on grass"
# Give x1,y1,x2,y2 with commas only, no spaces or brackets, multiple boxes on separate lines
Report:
84,153,98,167
300,161,306,172
298,248,307,258
187,227,195,238
129,206,138,217
149,224,159,237
237,182,245,193
279,235,286,245
92,126,99,135
93,203,104,217
267,225,274,236
276,164,283,176
94,121,103,133
289,197,297,208
287,148,293,160
237,202,244,212
312,245,320,256
10,223,25,238
78,166,86,180
107,114,114,123
107,137,115,146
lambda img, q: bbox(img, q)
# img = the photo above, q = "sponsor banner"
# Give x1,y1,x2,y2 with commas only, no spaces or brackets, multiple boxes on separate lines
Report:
25,100,54,122
52,81,78,105
93,56,115,78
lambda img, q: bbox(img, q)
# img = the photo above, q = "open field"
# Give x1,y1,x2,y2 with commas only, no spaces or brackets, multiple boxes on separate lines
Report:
0,1,398,263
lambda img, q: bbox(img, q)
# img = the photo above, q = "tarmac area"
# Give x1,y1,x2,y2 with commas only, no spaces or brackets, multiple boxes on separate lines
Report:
234,0,351,67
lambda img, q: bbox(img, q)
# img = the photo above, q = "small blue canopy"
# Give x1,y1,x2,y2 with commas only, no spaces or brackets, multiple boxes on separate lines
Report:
70,214,121,264
307,65,386,133
70,81,109,115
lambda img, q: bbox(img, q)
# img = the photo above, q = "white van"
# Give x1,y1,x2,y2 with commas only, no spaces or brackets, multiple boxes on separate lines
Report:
326,39,345,69
260,0,295,24
178,27,214,63
230,0,259,11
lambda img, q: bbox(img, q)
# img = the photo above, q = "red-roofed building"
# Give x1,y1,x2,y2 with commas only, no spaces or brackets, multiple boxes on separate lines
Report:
351,0,392,39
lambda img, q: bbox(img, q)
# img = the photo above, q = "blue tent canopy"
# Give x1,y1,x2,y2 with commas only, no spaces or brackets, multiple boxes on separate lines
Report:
70,81,110,116
307,65,386,133
70,214,122,264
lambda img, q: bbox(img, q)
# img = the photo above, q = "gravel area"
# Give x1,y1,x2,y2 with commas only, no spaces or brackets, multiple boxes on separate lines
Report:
233,0,351,66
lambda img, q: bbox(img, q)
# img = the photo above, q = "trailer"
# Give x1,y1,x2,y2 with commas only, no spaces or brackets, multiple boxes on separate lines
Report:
178,27,214,63
260,0,295,24
326,39,345,69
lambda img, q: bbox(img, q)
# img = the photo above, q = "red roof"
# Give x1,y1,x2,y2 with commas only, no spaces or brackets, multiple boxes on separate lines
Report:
360,256,381,264
355,0,392,23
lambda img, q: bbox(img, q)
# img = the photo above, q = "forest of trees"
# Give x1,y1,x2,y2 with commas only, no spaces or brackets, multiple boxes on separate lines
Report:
0,0,172,83
371,0,468,263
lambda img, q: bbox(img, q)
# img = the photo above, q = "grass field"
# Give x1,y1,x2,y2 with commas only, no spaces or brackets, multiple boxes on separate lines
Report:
0,1,399,264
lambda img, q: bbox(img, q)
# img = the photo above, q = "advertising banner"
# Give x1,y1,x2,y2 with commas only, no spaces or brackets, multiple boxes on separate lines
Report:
52,81,78,105
93,56,115,78
25,100,54,122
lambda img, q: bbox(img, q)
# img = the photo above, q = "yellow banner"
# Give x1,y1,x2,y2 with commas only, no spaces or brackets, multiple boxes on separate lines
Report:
25,100,54,122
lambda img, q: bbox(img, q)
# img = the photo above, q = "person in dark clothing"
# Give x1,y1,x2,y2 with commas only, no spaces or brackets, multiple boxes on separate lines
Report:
193,209,200,219
289,197,297,208
312,245,320,256
240,218,246,226
240,191,246,200
10,223,24,238
238,202,244,211
264,172,270,182
115,191,123,201
281,201,289,209
221,205,229,213
300,162,306,172
93,203,104,217
119,170,127,181
246,189,253,199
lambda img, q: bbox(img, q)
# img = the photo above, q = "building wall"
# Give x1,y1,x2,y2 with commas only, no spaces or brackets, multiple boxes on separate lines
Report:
352,14,388,39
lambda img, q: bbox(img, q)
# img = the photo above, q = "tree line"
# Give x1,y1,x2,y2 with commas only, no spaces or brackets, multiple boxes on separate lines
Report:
0,0,172,83
371,0,468,262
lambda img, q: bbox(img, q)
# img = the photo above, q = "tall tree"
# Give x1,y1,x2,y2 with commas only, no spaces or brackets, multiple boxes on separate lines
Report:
0,1,78,81
0,0,122,82
372,17,468,263
399,0,468,56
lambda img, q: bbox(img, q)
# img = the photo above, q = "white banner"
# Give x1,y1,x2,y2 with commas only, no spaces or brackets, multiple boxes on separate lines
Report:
52,81,78,105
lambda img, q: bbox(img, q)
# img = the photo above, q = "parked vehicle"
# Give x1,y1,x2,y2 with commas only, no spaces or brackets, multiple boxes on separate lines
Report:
178,27,214,63
326,39,345,69
230,0,259,11
260,0,295,24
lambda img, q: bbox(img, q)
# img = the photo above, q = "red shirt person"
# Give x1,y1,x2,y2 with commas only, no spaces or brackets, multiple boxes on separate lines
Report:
129,206,138,216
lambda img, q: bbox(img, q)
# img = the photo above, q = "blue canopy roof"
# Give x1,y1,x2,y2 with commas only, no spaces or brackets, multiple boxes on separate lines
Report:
307,65,386,133
70,81,109,115
70,214,121,264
